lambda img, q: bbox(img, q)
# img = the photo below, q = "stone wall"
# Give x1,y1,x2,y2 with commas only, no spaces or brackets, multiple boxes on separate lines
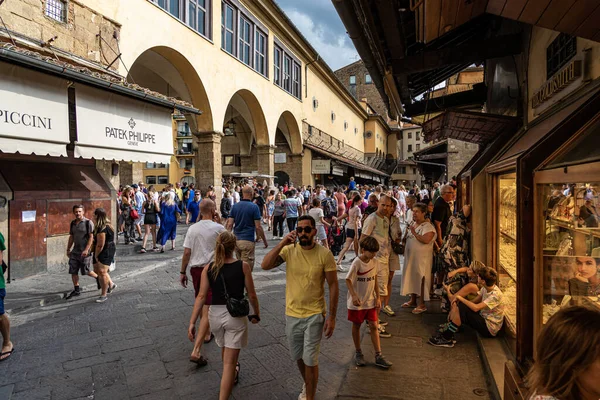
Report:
334,60,388,120
0,0,121,70
119,162,144,186
447,139,480,181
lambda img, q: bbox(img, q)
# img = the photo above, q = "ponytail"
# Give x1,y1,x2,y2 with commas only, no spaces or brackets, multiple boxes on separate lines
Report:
210,231,237,280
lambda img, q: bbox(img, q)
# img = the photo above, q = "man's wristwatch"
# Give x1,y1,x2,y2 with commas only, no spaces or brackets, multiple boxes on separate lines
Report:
180,271,186,275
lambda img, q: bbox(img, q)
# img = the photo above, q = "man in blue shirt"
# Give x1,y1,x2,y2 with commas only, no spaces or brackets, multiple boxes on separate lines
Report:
284,189,302,233
186,191,202,224
348,177,356,191
226,185,268,270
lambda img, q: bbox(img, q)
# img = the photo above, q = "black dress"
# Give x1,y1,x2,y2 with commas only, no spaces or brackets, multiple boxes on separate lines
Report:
144,200,158,225
95,226,116,266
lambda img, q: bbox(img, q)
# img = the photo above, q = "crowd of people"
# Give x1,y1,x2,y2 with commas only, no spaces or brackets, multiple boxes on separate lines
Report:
0,175,595,400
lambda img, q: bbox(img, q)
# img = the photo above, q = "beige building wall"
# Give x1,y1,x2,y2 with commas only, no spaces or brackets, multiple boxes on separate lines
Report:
527,27,600,123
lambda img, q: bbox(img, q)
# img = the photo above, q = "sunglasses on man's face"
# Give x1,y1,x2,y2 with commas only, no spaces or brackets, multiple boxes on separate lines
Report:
296,227,313,234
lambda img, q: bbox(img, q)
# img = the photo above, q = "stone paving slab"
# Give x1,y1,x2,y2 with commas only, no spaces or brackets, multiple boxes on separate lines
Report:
0,225,492,399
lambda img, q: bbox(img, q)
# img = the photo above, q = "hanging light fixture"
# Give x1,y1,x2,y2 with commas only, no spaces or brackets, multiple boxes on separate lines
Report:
224,106,236,136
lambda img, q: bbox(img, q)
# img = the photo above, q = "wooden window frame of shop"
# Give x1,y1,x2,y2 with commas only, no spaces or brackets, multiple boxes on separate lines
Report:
514,89,600,373
532,112,600,355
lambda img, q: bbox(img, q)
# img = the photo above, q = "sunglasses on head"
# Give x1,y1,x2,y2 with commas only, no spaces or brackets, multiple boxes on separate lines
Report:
296,227,313,234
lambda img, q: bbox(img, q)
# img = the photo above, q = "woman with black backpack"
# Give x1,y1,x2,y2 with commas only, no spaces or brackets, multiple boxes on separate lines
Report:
188,231,259,399
220,190,232,224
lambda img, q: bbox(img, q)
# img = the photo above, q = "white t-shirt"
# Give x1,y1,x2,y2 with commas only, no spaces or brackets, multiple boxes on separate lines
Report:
346,257,378,310
183,220,226,267
308,207,324,226
479,285,505,336
361,213,390,265
232,191,240,204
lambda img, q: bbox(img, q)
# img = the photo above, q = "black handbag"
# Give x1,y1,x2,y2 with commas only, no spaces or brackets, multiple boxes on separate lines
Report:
219,271,250,318
389,223,405,255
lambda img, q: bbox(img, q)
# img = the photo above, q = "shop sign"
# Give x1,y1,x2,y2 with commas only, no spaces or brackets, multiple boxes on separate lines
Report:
332,165,344,176
312,159,331,174
532,60,582,110
0,62,69,156
75,85,173,163
274,153,287,164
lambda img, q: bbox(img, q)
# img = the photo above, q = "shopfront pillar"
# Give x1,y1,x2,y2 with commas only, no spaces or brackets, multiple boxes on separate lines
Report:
194,131,223,208
256,144,275,187
119,162,143,186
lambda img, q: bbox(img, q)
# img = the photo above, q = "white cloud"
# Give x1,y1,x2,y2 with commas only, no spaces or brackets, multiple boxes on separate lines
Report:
283,9,358,71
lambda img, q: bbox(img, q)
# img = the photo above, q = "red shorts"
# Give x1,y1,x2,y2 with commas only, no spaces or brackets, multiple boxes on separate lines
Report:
190,266,212,305
347,308,378,324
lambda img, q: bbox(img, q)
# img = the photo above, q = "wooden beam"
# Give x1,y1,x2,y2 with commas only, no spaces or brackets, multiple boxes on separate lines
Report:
417,152,448,160
404,83,487,116
391,33,522,75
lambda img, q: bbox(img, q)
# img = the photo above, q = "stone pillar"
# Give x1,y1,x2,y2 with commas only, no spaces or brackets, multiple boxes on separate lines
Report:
287,154,304,188
194,131,223,209
256,144,275,187
119,162,143,186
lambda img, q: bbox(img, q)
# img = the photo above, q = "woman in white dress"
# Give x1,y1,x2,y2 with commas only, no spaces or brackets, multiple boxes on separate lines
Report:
401,202,437,314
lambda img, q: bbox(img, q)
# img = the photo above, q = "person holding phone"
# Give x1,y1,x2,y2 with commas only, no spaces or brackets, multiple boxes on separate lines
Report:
261,215,339,400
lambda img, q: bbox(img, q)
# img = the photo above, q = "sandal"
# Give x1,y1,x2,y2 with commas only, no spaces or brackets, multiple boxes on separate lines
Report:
189,355,208,366
234,362,240,385
0,348,14,362
204,333,214,344
401,302,417,308
140,248,146,253
412,306,427,314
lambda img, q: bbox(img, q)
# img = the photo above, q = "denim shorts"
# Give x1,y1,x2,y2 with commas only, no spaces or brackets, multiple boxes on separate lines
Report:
286,313,324,367
0,288,6,315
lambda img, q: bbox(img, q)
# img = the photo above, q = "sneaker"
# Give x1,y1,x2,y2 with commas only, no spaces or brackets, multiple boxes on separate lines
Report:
136,237,143,242
96,296,108,303
428,334,455,348
108,283,117,294
129,239,136,244
354,351,366,367
375,354,393,369
298,383,307,400
378,326,392,338
336,265,346,272
382,305,395,316
378,320,389,327
66,289,81,300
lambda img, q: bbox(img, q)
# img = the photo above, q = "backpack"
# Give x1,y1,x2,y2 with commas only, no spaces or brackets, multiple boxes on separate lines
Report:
221,198,232,216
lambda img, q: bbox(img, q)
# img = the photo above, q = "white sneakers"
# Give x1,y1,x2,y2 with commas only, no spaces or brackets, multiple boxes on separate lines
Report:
298,384,307,400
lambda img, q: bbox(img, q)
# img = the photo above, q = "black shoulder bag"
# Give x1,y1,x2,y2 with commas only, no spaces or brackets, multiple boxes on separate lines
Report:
219,268,250,318
389,221,405,255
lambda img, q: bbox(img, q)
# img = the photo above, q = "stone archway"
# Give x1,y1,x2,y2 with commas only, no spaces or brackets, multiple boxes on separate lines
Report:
222,90,272,184
274,171,290,187
128,46,220,202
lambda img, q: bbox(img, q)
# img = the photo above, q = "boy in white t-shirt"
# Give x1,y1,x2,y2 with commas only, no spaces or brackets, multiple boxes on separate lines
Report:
345,236,393,369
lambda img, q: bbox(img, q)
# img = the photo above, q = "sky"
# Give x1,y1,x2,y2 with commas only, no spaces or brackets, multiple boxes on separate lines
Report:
275,0,358,71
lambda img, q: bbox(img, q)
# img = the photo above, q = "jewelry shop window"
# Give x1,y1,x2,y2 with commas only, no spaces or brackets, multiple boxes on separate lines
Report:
537,118,600,325
497,172,517,336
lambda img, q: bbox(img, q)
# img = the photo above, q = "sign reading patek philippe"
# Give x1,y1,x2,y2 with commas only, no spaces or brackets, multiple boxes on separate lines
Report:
0,61,69,155
75,85,173,163
312,159,331,174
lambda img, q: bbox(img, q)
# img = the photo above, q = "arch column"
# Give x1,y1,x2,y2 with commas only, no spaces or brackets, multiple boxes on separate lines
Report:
194,131,223,208
256,144,275,187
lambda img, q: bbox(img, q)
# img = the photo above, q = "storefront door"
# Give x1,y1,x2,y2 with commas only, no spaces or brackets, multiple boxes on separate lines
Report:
9,200,47,278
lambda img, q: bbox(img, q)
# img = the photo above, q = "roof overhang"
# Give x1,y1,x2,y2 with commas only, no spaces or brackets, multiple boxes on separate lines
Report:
304,143,389,177
422,110,521,146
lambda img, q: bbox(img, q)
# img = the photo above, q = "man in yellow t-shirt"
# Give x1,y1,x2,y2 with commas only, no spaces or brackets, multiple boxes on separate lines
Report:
262,215,338,400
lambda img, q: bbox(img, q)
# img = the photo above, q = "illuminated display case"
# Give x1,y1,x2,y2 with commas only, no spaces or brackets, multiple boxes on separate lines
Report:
534,117,600,343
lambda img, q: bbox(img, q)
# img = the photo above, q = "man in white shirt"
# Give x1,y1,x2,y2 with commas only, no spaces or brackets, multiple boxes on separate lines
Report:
133,184,146,241
180,199,226,366
232,186,241,204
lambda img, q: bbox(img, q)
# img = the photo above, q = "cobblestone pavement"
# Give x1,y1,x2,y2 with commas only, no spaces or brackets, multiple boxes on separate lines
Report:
0,224,491,400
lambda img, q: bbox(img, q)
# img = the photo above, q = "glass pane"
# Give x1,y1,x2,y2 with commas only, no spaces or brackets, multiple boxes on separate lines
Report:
226,31,233,53
169,0,180,18
188,2,196,30
198,9,205,34
349,75,356,85
497,173,517,335
541,180,600,324
158,0,167,9
226,6,233,28
198,0,205,8
544,119,600,169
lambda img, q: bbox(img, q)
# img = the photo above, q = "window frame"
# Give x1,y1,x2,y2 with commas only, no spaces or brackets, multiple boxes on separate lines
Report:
238,14,252,66
45,0,68,23
158,176,169,185
221,1,236,55
273,38,302,100
223,155,235,166
274,46,282,86
407,144,413,152
292,61,301,98
365,74,372,84
254,29,268,77
546,33,576,80
146,176,157,185
349,75,356,85
151,0,212,39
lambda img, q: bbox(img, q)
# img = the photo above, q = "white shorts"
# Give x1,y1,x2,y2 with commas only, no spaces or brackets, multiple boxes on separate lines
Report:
376,259,389,296
208,305,248,349
389,253,401,271
134,215,144,226
316,225,327,241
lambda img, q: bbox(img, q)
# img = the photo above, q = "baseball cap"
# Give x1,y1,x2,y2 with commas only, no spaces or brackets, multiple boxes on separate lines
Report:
131,184,139,189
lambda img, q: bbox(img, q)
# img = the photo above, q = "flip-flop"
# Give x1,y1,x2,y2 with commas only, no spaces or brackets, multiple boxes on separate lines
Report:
401,302,416,308
0,348,14,362
204,333,214,344
189,355,208,366
234,362,240,385
412,307,427,314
